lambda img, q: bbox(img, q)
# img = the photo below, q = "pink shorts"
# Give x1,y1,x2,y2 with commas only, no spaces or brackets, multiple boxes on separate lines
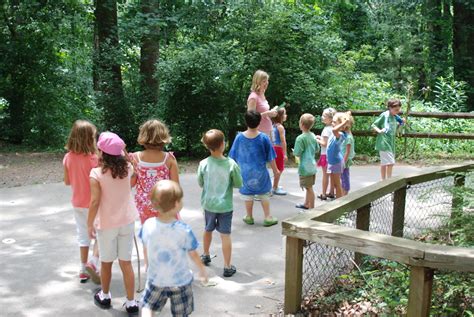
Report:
317,154,328,168
274,146,285,172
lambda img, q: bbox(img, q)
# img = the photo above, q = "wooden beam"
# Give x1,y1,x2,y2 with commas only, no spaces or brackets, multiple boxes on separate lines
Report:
392,186,407,237
284,237,303,314
352,130,474,140
355,204,370,264
407,266,434,317
350,110,474,119
405,164,474,185
452,174,466,216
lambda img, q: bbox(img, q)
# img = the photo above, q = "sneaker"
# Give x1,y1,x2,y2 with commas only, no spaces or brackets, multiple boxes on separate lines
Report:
94,289,111,309
124,300,139,315
242,216,255,225
263,217,278,227
272,187,287,196
201,254,211,266
223,265,237,277
85,262,101,285
79,271,90,283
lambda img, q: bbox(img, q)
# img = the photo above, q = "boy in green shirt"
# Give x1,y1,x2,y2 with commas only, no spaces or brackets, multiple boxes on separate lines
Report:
197,129,243,277
371,98,405,180
293,113,320,210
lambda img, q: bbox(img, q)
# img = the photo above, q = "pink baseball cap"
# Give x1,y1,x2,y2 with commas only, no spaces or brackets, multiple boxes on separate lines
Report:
97,132,125,156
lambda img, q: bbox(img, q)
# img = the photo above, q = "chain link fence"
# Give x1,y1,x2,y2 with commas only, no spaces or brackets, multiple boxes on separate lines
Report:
301,171,473,297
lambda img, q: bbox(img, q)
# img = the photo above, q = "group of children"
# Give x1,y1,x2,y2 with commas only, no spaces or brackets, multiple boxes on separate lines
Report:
62,97,404,316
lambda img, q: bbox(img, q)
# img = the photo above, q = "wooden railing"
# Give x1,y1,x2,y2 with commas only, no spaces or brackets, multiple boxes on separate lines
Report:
282,163,474,316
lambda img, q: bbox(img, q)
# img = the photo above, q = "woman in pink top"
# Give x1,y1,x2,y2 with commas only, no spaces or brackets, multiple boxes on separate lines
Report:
87,132,139,314
63,120,100,284
247,70,278,138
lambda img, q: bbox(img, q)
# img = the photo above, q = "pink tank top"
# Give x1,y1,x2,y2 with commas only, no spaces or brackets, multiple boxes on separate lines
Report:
132,151,172,224
248,91,272,133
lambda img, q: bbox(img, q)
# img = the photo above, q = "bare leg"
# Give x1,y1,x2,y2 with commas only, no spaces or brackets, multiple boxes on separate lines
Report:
143,246,148,271
321,165,329,197
273,170,281,191
100,262,113,293
328,178,335,196
118,260,135,300
381,165,387,180
387,164,394,178
220,234,232,267
307,186,315,209
203,231,212,255
80,246,89,265
92,241,99,258
331,174,343,198
261,199,271,219
245,200,254,218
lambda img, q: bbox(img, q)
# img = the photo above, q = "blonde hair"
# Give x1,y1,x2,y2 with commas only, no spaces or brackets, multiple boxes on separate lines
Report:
322,107,337,120
251,70,269,93
201,129,225,152
300,113,315,130
65,120,97,154
137,119,171,150
333,111,354,131
150,180,183,213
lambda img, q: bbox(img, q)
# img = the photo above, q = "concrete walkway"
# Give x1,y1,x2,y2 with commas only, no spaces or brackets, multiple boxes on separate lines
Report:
0,165,427,317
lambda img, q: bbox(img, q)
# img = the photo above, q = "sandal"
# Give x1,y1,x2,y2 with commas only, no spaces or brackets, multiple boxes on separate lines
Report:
263,217,278,227
242,216,255,225
295,204,309,210
326,193,336,199
317,194,327,200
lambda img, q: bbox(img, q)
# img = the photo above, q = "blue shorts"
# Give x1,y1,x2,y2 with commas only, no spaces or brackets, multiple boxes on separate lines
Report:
205,210,233,234
141,281,193,315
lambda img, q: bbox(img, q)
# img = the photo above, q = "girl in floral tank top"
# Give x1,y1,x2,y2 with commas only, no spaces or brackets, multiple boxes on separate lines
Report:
131,120,180,224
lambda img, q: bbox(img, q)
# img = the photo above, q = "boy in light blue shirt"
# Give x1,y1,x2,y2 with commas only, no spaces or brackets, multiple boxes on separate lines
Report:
139,180,208,317
229,110,279,227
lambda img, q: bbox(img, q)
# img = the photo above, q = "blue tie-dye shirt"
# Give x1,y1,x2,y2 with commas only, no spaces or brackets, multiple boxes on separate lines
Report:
229,132,276,195
139,218,198,287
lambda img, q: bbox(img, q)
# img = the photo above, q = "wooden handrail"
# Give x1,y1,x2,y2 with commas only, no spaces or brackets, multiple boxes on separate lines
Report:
349,110,474,119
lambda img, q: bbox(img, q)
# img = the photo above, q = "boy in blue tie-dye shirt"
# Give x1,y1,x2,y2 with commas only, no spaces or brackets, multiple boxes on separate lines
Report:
139,180,208,317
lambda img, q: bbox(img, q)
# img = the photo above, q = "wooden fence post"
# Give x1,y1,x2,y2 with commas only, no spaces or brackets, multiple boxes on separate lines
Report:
284,237,304,314
407,266,434,317
392,186,407,237
452,174,465,217
355,204,371,265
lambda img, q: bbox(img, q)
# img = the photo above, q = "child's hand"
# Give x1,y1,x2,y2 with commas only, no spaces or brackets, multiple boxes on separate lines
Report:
284,155,288,162
380,128,388,134
316,135,322,140
88,225,96,240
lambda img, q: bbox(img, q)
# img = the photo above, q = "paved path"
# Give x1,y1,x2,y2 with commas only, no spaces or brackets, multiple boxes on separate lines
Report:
0,165,428,317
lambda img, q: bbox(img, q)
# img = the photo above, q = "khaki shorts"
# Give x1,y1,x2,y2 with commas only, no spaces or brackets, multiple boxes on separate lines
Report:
241,193,271,201
380,151,395,166
97,222,135,262
299,175,316,189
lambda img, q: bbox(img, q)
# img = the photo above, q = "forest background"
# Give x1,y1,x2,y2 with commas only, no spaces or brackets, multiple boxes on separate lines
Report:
1,0,473,158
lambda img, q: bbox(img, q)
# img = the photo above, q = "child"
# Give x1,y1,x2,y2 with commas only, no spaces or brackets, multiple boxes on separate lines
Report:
340,112,355,196
130,119,179,268
198,129,243,277
140,180,208,317
316,107,337,200
63,120,100,284
293,114,319,210
371,99,405,180
229,110,279,227
87,132,139,314
327,113,350,199
271,107,288,195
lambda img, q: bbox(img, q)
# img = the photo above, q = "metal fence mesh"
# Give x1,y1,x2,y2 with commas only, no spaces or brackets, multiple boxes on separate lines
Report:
301,171,473,297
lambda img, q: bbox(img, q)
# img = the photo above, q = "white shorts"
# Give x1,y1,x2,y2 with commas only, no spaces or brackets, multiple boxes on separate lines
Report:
380,151,395,166
74,208,91,247
97,222,135,262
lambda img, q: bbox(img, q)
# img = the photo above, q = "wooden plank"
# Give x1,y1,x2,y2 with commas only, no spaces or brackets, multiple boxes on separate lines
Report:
284,237,304,314
355,204,370,265
405,164,474,185
407,266,434,317
452,174,466,216
392,186,406,237
350,110,474,119
282,222,425,265
409,244,474,272
353,130,474,140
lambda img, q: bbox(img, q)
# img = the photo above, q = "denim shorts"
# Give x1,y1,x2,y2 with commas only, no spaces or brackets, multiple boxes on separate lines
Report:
204,210,233,234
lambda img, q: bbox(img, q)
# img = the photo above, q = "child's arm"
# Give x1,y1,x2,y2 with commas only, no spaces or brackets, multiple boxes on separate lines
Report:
188,250,208,283
231,163,243,188
270,160,280,178
332,119,348,138
277,124,288,160
168,153,180,184
63,166,70,186
371,114,385,134
197,163,204,188
316,135,328,147
87,178,101,239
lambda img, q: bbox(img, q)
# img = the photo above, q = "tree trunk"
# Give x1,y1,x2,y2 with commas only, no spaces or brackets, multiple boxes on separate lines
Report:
139,0,160,118
94,0,133,143
453,0,474,111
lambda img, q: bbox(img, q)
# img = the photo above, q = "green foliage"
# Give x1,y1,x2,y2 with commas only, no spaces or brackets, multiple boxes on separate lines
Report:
433,76,469,112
